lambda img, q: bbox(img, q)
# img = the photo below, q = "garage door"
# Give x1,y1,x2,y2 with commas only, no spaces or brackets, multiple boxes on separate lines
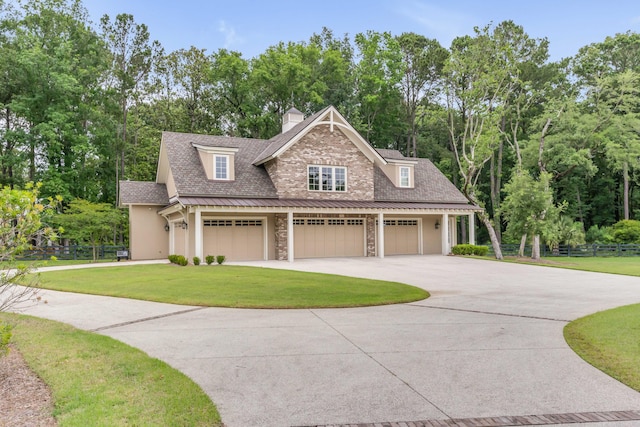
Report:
203,219,264,261
383,219,419,255
294,218,365,258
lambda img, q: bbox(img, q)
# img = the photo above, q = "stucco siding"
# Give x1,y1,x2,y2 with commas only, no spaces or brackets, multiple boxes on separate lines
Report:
129,205,169,260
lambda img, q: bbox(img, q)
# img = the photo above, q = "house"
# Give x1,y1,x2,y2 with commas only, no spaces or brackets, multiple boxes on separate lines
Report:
119,106,480,262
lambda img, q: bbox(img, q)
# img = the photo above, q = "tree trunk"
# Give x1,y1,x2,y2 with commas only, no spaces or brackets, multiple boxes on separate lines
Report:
478,210,503,260
518,234,527,257
623,161,629,220
460,216,467,244
489,142,504,243
531,234,541,260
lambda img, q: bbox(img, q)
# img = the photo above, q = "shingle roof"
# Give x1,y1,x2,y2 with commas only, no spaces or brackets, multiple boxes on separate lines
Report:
253,106,330,164
162,132,278,198
119,181,169,205
374,159,469,203
376,149,407,160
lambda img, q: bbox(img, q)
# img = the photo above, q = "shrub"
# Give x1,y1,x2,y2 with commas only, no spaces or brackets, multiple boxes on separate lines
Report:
451,244,488,256
168,254,188,266
216,255,226,265
585,225,614,244
205,255,214,265
0,323,12,357
193,256,200,266
611,220,640,243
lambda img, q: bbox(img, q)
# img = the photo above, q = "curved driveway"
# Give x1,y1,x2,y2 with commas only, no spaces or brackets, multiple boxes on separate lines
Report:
19,256,640,426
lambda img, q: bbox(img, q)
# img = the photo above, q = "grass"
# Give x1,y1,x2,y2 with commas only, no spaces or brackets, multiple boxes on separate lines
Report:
564,303,640,392
1,312,221,426
36,264,429,308
2,259,115,268
497,256,640,277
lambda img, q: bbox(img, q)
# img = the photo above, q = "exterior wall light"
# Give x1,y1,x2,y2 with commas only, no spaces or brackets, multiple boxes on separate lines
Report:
181,220,188,229
435,220,440,230
164,224,170,232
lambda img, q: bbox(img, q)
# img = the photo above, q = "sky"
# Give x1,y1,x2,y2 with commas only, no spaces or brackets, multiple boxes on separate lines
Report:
81,0,640,61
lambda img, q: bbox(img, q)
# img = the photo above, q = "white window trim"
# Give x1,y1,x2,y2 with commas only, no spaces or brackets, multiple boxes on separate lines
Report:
307,165,347,192
214,155,230,180
399,166,410,188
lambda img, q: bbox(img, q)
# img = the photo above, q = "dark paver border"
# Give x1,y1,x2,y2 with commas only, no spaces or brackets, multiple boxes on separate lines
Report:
298,410,640,426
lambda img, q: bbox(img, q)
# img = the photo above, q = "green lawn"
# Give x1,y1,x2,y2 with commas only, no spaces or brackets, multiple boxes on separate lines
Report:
502,256,640,277
1,313,221,426
564,303,640,392
36,264,429,308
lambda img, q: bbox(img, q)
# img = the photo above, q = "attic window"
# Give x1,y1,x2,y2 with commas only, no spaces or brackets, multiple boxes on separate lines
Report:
308,165,347,192
399,166,410,187
214,155,229,180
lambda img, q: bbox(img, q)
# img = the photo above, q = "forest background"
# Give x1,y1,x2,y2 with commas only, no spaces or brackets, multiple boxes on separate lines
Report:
2,0,640,248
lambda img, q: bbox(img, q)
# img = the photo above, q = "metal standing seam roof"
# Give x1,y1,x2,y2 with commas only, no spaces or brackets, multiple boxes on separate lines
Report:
176,197,480,211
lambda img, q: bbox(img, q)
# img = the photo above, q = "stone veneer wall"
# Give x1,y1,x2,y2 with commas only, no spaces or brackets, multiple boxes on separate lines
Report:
366,214,376,257
274,213,288,261
266,125,374,200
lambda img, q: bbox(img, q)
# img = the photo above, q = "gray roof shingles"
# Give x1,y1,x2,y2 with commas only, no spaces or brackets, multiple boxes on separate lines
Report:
122,113,472,209
119,181,169,205
163,132,278,198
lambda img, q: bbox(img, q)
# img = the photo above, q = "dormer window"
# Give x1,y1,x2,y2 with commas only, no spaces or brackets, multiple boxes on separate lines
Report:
192,143,238,181
399,166,410,187
214,155,229,180
308,165,347,192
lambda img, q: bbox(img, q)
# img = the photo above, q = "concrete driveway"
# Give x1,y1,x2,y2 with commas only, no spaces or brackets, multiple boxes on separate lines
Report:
17,256,640,426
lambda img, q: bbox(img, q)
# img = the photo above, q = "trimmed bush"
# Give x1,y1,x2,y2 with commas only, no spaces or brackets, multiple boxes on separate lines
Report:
452,244,489,256
216,255,226,265
168,254,188,266
193,256,200,266
205,255,215,265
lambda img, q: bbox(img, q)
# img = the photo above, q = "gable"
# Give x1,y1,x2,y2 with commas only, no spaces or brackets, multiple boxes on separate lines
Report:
265,124,375,201
253,106,386,167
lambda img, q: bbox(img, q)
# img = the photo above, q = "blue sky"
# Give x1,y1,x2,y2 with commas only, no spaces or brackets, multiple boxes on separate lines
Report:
82,0,640,61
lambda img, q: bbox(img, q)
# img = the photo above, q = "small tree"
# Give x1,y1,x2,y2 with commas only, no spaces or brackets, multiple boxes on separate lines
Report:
54,199,123,261
543,216,586,254
1,184,58,354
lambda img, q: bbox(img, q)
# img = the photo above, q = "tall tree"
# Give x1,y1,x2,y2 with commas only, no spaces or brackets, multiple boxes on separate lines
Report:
396,32,448,157
573,32,640,220
353,30,405,148
100,13,162,202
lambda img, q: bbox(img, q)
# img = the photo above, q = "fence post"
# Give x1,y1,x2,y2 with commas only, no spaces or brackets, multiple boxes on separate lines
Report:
618,244,621,257
568,245,571,257
73,245,77,260
593,244,597,257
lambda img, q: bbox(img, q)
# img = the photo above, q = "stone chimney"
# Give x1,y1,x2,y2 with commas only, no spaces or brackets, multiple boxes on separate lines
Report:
282,107,304,133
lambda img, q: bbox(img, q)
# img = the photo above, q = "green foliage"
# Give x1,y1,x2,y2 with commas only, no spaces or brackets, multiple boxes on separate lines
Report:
168,254,188,266
611,220,640,243
216,255,226,265
53,199,123,261
192,256,200,266
451,244,488,256
1,184,58,312
0,322,12,357
544,216,586,248
585,225,614,244
205,255,214,265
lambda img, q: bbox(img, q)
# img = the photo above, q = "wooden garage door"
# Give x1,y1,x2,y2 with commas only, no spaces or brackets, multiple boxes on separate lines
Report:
203,219,264,261
294,218,365,258
383,219,419,255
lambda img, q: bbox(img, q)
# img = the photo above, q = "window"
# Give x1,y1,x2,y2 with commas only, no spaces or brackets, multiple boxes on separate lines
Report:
214,155,229,180
399,166,410,187
308,165,347,192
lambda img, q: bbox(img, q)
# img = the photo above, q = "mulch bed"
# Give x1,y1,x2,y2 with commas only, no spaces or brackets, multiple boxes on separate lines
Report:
0,346,57,427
